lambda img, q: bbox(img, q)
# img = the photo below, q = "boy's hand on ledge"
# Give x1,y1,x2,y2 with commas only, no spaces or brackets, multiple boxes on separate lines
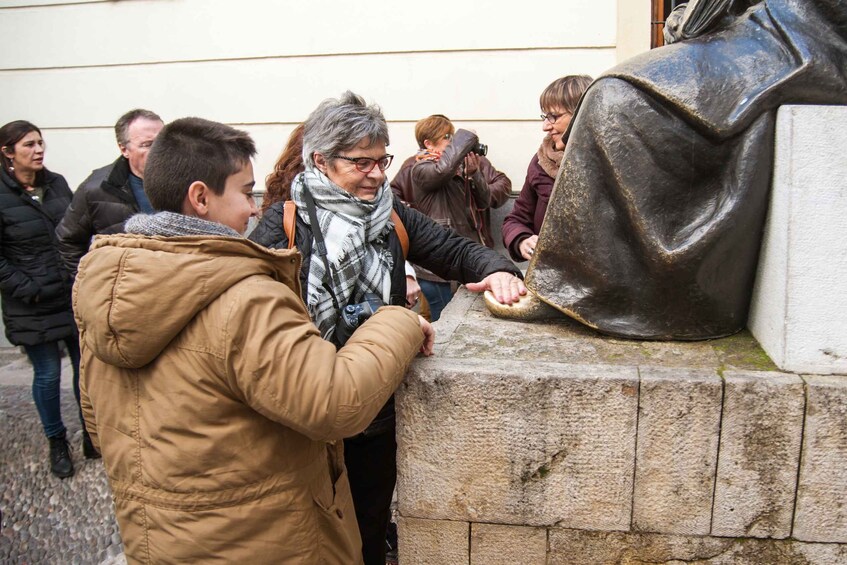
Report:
418,315,435,356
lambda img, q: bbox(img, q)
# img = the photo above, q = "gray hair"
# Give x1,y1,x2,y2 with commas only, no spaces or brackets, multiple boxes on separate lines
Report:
115,108,163,146
302,91,389,167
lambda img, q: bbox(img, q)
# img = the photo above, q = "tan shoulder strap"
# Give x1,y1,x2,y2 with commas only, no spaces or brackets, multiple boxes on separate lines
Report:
283,200,297,249
391,209,409,260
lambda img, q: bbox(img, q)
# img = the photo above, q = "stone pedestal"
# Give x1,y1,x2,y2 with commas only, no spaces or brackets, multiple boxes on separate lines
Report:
749,105,847,375
396,289,847,564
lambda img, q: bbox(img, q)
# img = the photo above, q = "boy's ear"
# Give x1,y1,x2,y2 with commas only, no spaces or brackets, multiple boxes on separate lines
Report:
183,180,211,218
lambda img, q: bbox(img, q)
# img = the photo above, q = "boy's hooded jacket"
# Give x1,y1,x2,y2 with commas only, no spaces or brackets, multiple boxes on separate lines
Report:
74,233,423,564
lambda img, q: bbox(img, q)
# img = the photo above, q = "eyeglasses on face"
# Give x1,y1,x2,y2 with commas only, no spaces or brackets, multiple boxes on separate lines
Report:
541,112,568,123
332,154,394,173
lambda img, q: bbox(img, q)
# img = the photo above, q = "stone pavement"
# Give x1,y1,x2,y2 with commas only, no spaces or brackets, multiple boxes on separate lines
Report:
0,348,126,565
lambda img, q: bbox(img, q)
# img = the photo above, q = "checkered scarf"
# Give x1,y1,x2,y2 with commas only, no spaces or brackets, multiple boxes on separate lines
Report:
291,168,394,341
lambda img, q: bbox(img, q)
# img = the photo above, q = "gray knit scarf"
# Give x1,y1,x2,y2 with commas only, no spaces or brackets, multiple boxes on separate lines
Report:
291,168,394,341
125,211,242,238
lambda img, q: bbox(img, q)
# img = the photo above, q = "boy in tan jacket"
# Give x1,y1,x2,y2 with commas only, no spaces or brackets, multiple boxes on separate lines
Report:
74,117,433,564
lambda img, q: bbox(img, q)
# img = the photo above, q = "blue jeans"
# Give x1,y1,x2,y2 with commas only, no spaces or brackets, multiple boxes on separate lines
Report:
419,280,455,322
24,338,81,439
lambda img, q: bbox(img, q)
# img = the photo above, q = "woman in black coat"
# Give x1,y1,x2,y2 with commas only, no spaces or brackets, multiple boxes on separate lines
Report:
0,120,96,478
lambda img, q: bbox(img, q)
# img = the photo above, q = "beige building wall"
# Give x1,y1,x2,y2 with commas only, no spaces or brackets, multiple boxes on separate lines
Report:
0,0,649,193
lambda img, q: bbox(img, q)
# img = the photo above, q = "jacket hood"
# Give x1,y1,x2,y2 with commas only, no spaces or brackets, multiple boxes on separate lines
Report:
73,234,301,368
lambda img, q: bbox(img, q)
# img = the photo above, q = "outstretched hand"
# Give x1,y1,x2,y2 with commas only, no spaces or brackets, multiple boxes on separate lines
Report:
465,272,526,305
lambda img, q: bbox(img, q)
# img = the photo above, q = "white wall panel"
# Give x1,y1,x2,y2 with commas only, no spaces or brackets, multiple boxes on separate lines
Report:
40,120,547,198
0,48,615,129
36,128,127,191
1,0,616,69
2,0,639,202
0,0,108,7
617,0,651,61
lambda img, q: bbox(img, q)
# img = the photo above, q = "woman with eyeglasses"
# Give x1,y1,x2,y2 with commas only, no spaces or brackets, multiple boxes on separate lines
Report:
0,120,86,479
502,75,592,262
250,91,524,565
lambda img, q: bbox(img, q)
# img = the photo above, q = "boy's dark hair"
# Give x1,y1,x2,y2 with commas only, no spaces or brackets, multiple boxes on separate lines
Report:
144,117,256,213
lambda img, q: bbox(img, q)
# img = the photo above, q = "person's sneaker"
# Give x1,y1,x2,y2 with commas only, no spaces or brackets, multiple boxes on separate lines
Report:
82,430,101,459
48,434,74,478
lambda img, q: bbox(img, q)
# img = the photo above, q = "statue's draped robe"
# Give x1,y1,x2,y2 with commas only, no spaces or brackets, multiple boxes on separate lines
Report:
528,0,847,339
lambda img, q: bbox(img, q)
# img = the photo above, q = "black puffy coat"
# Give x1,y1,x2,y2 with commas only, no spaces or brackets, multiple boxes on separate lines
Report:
0,167,76,346
55,156,138,278
250,196,520,309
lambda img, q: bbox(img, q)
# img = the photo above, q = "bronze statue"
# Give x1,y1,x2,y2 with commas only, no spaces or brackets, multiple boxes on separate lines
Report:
488,0,847,340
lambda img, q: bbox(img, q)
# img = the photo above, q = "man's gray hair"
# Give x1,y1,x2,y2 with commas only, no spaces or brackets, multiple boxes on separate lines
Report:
115,108,163,146
302,91,389,167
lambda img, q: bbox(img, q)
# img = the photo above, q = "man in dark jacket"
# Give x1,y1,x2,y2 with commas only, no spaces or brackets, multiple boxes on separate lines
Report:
56,109,163,277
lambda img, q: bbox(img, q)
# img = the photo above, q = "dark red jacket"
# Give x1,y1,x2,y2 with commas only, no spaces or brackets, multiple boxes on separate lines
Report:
501,154,554,262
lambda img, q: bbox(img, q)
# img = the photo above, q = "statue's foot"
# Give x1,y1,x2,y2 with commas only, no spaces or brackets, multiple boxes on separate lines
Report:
484,290,561,320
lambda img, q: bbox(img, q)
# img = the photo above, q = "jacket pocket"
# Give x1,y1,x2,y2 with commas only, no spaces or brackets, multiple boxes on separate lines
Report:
311,466,361,564
313,465,349,515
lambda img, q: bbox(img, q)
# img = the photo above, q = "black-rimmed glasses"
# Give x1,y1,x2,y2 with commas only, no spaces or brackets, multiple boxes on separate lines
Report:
332,154,394,173
541,112,570,123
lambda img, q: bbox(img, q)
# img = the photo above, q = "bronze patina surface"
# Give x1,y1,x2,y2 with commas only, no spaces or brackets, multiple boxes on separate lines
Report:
494,0,847,339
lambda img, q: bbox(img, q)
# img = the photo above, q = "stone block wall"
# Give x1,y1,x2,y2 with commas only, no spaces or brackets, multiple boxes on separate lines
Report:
396,290,847,564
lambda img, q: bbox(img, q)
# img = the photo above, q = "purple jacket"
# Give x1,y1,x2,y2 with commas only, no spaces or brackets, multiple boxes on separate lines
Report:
501,154,554,262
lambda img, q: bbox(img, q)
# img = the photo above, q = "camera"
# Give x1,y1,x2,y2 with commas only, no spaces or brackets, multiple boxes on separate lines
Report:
334,293,384,346
473,142,488,157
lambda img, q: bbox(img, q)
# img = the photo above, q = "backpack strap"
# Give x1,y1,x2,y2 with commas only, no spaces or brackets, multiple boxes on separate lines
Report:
283,200,297,250
286,199,409,259
391,209,409,260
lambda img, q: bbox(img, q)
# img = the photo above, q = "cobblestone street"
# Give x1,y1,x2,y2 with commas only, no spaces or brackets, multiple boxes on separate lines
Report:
0,351,125,564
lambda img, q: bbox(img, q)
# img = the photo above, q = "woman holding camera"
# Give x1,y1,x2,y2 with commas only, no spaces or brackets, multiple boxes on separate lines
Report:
401,114,511,320
250,91,523,565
